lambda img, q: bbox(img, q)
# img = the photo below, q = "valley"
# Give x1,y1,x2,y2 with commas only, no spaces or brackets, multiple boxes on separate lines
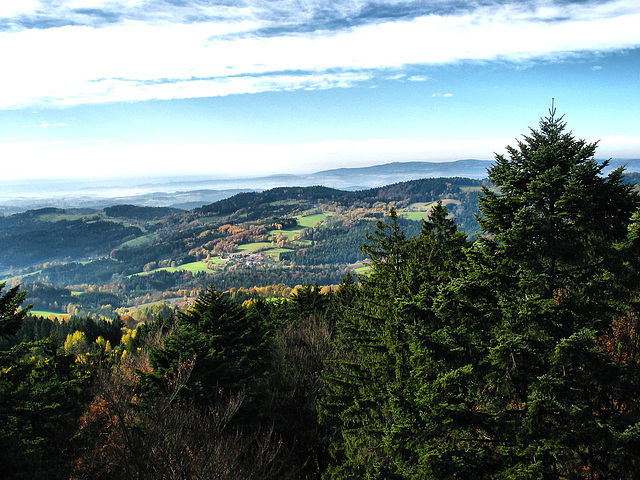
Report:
0,177,483,318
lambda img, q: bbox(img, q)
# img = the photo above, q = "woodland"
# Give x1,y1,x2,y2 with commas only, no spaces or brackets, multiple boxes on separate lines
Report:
1,111,640,479
0,173,481,318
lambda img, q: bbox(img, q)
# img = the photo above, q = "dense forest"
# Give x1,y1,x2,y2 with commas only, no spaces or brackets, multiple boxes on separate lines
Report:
2,111,640,479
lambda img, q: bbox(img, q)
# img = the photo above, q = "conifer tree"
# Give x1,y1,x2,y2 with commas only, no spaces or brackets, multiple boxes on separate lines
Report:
322,205,471,479
321,209,409,479
146,285,267,406
0,282,31,339
471,107,640,477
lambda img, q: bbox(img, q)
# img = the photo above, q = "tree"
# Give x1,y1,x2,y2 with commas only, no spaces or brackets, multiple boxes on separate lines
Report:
469,107,640,477
321,209,410,479
145,285,267,408
0,282,31,339
322,205,470,479
1,282,89,480
257,314,335,479
74,343,281,480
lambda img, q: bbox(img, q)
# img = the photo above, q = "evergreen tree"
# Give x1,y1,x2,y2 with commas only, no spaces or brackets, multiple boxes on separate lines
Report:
0,285,89,479
322,205,471,479
471,108,640,477
0,282,31,340
321,209,409,479
146,285,267,406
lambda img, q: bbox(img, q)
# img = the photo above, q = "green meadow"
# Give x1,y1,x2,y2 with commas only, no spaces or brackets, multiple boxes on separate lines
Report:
269,228,304,240
237,242,273,252
29,310,71,319
134,260,219,277
296,213,331,228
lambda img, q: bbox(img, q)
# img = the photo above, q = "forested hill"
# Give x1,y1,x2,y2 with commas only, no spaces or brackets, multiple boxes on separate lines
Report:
0,175,483,316
195,177,479,216
104,204,183,220
195,185,347,216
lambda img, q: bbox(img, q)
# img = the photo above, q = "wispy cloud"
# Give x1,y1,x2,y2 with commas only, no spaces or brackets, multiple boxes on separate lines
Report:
1,0,639,108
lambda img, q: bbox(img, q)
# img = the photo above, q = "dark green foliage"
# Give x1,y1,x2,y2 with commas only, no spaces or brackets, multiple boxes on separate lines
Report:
0,341,91,480
76,291,122,309
146,286,267,405
0,284,90,480
291,283,330,319
0,282,31,339
257,314,335,479
104,204,182,220
469,109,640,477
0,218,142,268
3,315,123,350
21,282,73,313
321,205,471,479
322,110,640,479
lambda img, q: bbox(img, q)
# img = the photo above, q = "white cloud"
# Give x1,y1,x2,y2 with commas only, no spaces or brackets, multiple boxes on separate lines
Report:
0,0,40,18
0,0,639,107
590,134,640,158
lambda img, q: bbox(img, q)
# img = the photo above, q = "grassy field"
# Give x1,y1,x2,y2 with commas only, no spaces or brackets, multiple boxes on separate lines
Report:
1,270,41,284
407,202,432,209
263,248,294,260
237,242,273,252
269,228,304,240
354,266,372,275
207,257,227,265
30,310,71,320
121,232,160,248
400,211,428,221
134,260,219,277
296,213,331,228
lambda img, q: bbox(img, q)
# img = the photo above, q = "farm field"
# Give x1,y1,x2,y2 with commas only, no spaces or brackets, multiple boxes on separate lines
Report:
0,177,484,317
237,242,273,252
30,310,71,320
269,228,304,240
134,260,219,277
296,212,332,227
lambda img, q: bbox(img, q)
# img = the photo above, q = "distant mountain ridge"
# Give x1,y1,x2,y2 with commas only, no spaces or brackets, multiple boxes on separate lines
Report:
2,158,639,213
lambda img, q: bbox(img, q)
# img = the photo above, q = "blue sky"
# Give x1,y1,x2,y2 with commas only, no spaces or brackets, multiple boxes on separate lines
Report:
0,0,639,181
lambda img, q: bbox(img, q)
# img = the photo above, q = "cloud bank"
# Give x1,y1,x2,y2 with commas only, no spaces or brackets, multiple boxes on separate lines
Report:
1,0,639,108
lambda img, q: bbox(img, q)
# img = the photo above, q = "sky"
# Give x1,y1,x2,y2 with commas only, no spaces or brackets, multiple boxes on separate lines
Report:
0,0,639,181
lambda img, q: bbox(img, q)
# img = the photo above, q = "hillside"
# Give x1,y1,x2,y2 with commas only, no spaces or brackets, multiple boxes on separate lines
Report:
4,166,639,318
1,176,483,316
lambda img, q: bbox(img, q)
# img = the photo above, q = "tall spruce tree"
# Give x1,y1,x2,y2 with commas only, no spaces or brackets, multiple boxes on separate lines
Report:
471,107,640,477
321,209,410,479
322,205,471,479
